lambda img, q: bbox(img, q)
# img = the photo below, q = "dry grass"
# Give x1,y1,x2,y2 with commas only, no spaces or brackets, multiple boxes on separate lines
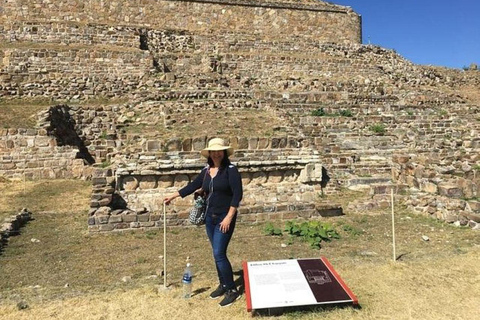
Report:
0,180,479,320
0,101,50,129
0,179,91,221
124,108,287,140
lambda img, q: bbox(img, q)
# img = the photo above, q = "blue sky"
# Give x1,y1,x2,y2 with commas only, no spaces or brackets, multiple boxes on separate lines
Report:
332,0,480,69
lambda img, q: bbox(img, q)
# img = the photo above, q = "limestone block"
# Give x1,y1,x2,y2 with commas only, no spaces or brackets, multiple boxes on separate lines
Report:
174,175,189,187
237,137,248,149
146,140,162,151
139,176,157,189
299,163,315,183
158,175,174,188
192,136,206,151
138,213,150,222
248,137,258,150
95,206,112,215
466,201,480,213
257,138,269,149
96,215,110,224
166,138,182,151
122,176,139,191
267,170,283,183
109,215,123,223
98,195,112,206
182,138,192,152
421,181,438,194
438,183,463,198
284,170,298,182
98,224,115,232
251,172,267,185
241,172,251,185
123,214,137,223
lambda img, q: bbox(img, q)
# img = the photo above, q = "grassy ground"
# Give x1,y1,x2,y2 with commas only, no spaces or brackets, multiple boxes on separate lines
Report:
0,180,479,320
123,108,287,140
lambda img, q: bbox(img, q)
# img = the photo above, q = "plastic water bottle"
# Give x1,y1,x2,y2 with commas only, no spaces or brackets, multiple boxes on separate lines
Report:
182,262,193,299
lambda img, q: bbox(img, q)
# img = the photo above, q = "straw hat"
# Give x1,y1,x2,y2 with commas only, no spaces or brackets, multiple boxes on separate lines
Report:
201,138,234,158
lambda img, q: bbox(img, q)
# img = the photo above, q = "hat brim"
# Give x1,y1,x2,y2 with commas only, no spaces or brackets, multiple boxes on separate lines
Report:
201,147,234,158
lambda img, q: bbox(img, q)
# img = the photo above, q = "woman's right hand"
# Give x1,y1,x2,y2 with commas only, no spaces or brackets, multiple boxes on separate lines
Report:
164,192,180,205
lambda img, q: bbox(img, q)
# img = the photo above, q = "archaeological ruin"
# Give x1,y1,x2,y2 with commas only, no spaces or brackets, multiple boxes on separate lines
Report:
0,0,479,233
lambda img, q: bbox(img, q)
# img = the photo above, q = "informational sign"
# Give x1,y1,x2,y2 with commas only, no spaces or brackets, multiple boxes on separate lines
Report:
242,257,358,311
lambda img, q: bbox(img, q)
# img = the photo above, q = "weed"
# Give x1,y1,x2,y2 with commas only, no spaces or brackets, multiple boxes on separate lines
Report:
339,109,353,117
100,160,111,168
311,108,326,117
284,220,340,249
343,224,364,236
369,123,386,135
263,222,283,236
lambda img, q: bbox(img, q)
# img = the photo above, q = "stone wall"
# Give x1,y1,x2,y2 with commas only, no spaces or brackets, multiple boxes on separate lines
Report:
392,154,480,228
87,147,330,232
0,209,32,252
0,127,89,179
1,0,360,43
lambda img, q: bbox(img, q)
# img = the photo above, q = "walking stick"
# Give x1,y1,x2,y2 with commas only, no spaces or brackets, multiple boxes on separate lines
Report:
163,200,167,288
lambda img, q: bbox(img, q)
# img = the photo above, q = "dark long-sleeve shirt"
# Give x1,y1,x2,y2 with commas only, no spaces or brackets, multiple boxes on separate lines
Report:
178,164,243,215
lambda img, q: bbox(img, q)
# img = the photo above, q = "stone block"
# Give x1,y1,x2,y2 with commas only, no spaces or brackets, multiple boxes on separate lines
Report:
139,176,157,189
99,224,115,232
248,137,258,150
421,181,438,194
138,213,150,222
146,140,162,151
122,214,137,223
182,138,192,151
158,175,173,188
466,201,480,213
96,215,110,224
438,183,463,198
122,176,139,191
192,136,206,151
109,215,123,223
267,170,283,183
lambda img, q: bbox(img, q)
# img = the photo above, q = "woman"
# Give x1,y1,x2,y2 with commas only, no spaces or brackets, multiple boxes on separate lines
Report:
164,138,243,307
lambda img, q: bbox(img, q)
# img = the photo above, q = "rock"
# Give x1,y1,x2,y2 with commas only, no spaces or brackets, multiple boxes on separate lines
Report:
121,276,132,283
421,235,430,241
16,301,29,310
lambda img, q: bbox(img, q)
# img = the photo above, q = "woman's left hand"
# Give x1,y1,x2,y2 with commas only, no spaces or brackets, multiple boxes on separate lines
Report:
219,216,232,233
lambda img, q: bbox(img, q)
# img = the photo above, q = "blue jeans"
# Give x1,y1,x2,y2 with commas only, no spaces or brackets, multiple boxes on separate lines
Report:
205,212,237,290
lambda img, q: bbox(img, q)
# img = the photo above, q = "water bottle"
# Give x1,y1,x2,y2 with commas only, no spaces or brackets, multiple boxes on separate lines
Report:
182,262,193,299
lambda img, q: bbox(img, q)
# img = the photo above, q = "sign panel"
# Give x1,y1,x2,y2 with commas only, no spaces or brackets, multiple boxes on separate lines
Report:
243,257,358,311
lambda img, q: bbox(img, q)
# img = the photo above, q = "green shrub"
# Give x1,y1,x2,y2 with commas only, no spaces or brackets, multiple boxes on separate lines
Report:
311,108,326,116
284,220,340,249
339,109,353,117
369,123,386,135
263,222,283,236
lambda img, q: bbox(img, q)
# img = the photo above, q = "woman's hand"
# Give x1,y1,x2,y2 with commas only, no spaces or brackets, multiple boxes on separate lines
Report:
219,216,232,233
164,192,180,205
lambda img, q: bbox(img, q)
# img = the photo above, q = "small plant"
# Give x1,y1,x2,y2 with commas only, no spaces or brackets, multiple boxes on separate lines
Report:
339,109,353,117
369,123,386,135
99,131,108,139
284,220,339,249
473,165,480,172
100,160,111,168
343,224,364,236
263,222,283,236
311,108,326,117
